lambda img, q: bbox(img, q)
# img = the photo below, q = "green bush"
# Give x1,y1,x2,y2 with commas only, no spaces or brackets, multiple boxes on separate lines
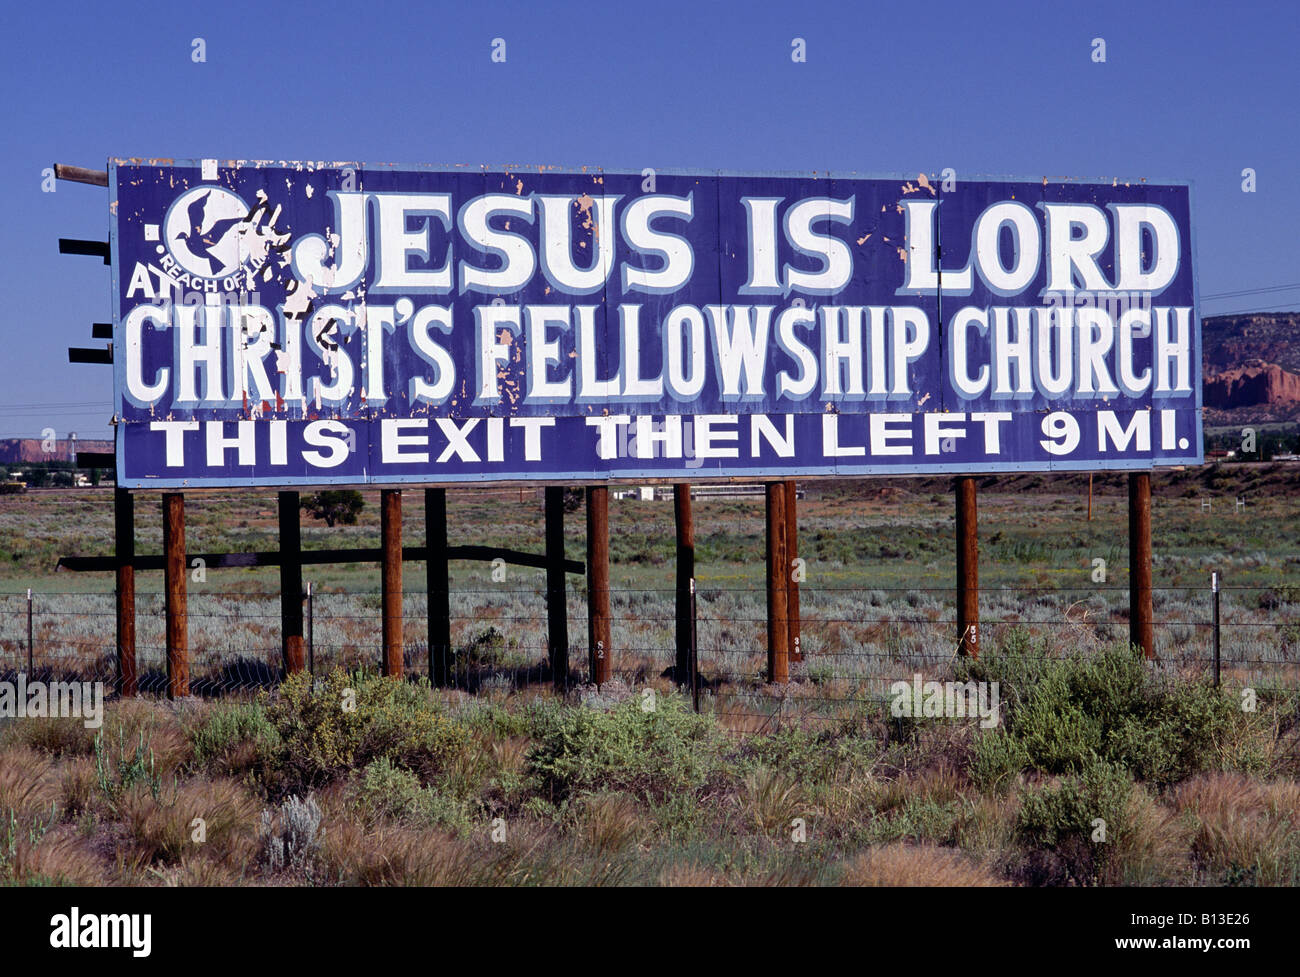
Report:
969,729,1030,794
262,670,467,795
1017,760,1135,885
188,702,281,774
960,643,1247,785
527,693,721,802
353,758,474,835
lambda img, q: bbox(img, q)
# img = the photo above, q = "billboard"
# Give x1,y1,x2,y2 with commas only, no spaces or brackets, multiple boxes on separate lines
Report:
109,160,1201,488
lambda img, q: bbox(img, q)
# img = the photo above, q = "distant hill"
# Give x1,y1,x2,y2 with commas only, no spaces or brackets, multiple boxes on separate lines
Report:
1202,312,1300,375
1201,313,1300,424
0,438,112,465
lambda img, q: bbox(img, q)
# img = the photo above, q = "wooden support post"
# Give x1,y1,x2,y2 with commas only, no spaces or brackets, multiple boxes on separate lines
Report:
784,480,802,662
426,488,451,686
381,489,404,677
114,488,137,697
956,476,979,657
278,491,305,674
544,487,569,690
163,493,188,699
674,484,695,685
765,482,789,684
586,486,612,685
1129,472,1154,659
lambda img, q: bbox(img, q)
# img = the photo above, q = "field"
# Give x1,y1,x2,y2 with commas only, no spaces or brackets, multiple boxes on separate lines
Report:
1,469,1299,886
1,469,1298,713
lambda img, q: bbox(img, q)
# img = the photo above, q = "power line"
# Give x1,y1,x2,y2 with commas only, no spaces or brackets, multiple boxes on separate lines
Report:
1203,301,1300,317
1201,282,1300,301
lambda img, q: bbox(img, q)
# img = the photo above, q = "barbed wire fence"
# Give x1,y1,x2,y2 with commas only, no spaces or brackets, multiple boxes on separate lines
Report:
2,581,1298,739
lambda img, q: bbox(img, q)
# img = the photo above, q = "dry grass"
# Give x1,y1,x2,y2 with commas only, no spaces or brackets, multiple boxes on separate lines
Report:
839,843,1006,886
1173,772,1300,885
320,821,484,885
103,699,194,778
735,765,808,836
0,745,60,821
150,854,247,887
2,716,97,757
872,764,967,813
577,792,646,852
58,755,96,817
1111,787,1195,885
121,776,260,868
657,862,729,886
8,825,105,885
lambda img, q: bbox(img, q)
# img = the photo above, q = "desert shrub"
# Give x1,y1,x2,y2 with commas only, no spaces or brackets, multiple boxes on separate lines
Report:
1016,760,1134,885
528,693,721,802
354,757,423,822
737,725,879,783
188,702,281,777
961,644,1248,785
969,729,1030,794
262,669,467,795
259,794,323,875
93,726,160,809
869,797,964,845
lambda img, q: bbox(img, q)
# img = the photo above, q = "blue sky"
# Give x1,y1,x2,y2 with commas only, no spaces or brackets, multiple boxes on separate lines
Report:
1,0,1295,442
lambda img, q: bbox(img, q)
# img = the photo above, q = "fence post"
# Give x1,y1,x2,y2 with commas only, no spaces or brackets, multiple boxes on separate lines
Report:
765,482,789,684
26,588,33,675
544,487,569,691
381,489,404,678
306,581,314,677
426,488,451,686
1212,571,1220,688
1129,473,1154,659
163,492,189,698
956,476,979,657
586,486,612,685
278,490,305,674
115,487,137,696
674,484,694,685
690,576,700,713
785,480,802,662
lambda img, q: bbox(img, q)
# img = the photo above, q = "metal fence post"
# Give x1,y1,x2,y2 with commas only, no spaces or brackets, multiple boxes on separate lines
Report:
690,576,700,713
306,581,314,677
1212,571,1220,688
26,588,33,674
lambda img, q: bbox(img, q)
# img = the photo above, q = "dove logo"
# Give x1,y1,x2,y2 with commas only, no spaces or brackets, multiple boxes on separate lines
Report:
163,186,251,280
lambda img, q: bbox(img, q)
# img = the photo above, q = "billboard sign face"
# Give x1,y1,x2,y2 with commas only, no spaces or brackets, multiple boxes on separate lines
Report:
110,160,1201,487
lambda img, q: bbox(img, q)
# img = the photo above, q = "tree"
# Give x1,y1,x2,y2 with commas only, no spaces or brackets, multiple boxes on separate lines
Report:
300,490,365,527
